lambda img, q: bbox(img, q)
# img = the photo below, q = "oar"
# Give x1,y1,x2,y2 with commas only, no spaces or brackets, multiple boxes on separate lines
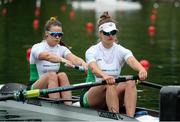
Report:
136,80,163,89
64,64,86,72
0,75,138,101
138,63,163,89
72,65,86,72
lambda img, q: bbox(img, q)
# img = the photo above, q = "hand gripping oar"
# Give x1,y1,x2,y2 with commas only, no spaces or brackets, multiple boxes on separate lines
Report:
0,75,138,101
64,64,86,72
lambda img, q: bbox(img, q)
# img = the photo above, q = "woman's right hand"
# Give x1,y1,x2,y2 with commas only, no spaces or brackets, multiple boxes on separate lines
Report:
102,75,115,85
65,60,74,68
59,57,74,68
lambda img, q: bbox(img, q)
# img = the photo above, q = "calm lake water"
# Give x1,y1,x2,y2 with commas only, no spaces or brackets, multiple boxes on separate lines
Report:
0,0,180,110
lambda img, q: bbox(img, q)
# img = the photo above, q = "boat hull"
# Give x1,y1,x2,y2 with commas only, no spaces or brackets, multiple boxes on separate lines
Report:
0,98,138,121
0,83,159,121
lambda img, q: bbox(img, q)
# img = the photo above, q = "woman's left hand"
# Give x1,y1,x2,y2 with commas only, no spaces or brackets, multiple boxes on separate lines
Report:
138,68,147,80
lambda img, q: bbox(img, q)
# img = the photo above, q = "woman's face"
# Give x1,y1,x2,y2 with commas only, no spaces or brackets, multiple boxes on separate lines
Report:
46,25,63,47
99,30,117,46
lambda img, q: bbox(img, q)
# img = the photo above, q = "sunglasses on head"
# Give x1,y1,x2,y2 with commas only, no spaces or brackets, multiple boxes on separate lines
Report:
102,30,117,36
48,31,64,37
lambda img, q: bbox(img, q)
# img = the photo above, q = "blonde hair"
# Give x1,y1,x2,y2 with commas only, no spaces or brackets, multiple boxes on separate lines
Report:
50,16,57,21
44,16,62,31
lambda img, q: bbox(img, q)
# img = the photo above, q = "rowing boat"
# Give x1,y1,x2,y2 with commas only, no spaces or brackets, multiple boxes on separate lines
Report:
1,74,179,121
0,82,159,121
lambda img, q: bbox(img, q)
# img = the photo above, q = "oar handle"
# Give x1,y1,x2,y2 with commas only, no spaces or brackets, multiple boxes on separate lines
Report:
115,75,139,83
64,64,86,72
73,65,86,72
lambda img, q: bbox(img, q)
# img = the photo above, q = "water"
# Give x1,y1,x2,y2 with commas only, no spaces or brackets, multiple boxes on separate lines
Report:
0,0,180,110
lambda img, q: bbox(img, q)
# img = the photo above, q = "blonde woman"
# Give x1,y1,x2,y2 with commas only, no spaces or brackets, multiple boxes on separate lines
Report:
29,17,87,105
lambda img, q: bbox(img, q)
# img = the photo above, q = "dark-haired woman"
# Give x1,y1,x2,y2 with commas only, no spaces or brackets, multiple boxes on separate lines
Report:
80,12,147,117
29,17,87,105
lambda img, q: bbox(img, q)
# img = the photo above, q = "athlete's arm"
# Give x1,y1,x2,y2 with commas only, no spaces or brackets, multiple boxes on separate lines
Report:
66,53,87,68
126,56,147,80
89,61,115,84
38,52,72,65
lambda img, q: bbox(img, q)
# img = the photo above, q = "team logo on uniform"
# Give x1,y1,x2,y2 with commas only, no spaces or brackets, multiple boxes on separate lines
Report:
97,59,102,62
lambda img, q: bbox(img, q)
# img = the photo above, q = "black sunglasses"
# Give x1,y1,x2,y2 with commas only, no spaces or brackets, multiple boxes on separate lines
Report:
102,30,117,36
48,31,64,37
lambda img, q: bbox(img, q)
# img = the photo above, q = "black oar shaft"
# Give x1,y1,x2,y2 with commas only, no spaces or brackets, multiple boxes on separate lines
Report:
140,80,163,89
0,75,138,101
40,75,138,95
41,82,103,95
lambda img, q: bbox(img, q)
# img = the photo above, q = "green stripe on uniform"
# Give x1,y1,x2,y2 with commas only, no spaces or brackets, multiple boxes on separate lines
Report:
86,69,95,83
30,64,39,82
83,91,89,107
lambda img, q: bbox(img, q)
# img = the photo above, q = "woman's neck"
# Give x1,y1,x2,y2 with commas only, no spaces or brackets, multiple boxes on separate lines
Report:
102,42,113,49
46,40,56,47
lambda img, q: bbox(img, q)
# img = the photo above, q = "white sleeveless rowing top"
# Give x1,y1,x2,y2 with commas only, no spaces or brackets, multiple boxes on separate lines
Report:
85,42,133,81
30,40,71,78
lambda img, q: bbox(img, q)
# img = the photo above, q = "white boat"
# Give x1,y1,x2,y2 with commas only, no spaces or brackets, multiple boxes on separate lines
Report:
0,82,159,121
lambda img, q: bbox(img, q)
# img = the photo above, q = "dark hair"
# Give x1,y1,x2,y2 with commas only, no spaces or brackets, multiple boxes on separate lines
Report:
44,17,62,31
97,11,116,28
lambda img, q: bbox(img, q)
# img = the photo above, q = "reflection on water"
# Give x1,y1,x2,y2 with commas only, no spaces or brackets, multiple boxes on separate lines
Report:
71,0,142,21
0,0,180,110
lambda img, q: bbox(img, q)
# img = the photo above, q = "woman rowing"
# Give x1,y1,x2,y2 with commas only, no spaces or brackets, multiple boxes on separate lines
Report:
29,17,87,105
80,11,147,117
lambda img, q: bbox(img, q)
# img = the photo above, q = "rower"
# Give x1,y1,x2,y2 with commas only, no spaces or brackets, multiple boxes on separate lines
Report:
28,17,87,105
80,11,147,117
